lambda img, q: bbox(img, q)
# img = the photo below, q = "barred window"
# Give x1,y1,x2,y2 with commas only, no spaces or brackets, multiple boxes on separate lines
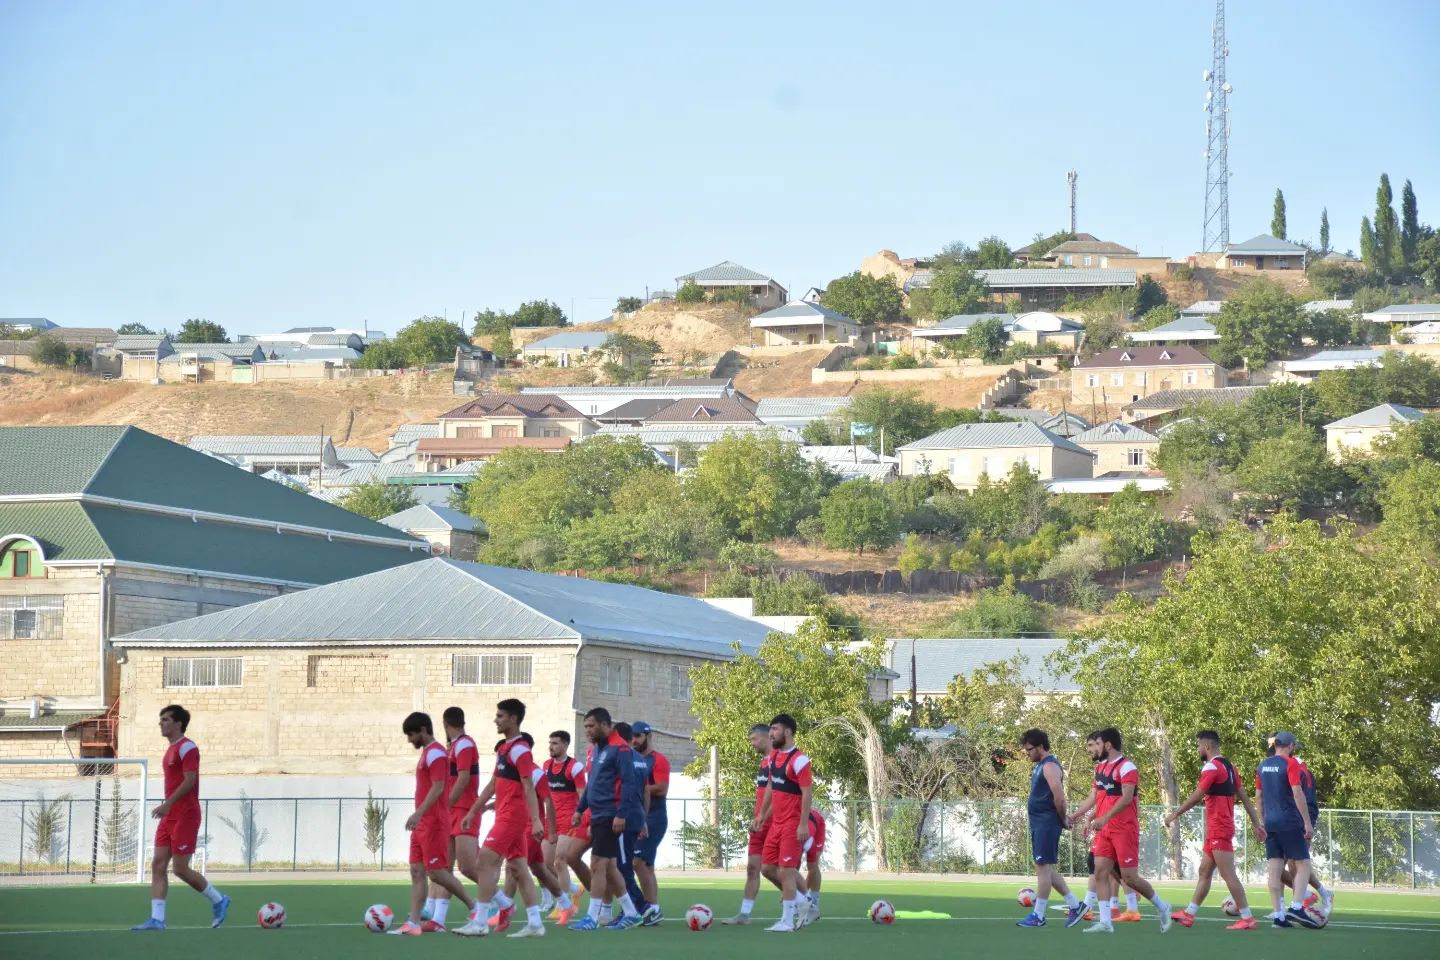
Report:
600,657,631,696
162,657,243,688
0,595,63,640
452,654,533,686
669,664,691,702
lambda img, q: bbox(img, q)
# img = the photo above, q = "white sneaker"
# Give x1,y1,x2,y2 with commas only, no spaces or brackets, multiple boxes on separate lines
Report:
1322,892,1334,914
508,924,545,939
1157,905,1172,933
1082,921,1114,933
721,914,751,926
540,892,555,913
453,919,489,937
765,920,795,933
806,901,821,925
794,907,810,930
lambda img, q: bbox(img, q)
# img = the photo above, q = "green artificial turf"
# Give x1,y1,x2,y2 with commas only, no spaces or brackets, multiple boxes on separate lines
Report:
1,877,1437,960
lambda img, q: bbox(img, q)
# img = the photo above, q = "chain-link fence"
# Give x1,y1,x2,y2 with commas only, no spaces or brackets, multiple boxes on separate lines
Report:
2,795,1437,887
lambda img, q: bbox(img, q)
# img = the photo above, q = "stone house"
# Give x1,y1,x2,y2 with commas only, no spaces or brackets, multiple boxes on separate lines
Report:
1073,420,1162,475
895,422,1095,489
378,504,484,560
520,384,737,418
675,261,787,310
111,558,775,773
749,301,860,347
1070,345,1222,406
0,426,428,768
417,394,597,469
1215,234,1308,271
1324,403,1425,460
520,331,613,367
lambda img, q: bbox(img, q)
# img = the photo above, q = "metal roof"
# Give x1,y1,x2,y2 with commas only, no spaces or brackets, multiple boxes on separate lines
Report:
523,331,612,351
1011,311,1082,333
911,313,1016,336
0,709,107,731
1179,300,1224,315
799,445,884,464
977,268,1137,289
1045,239,1137,257
1283,348,1386,373
827,462,897,482
1320,251,1361,263
165,343,264,361
390,423,441,446
523,385,731,399
643,398,760,424
594,398,677,422
750,301,858,328
1224,234,1308,255
379,504,482,534
1074,345,1215,369
336,447,379,464
677,260,776,285
897,421,1092,456
115,557,772,658
1363,303,1440,319
113,334,170,351
1075,420,1160,444
593,423,802,445
755,396,852,419
189,435,337,457
1122,386,1265,411
1302,299,1354,313
1127,317,1219,342
886,637,1075,694
1324,403,1425,430
989,408,1091,436
1047,475,1169,495
439,394,585,419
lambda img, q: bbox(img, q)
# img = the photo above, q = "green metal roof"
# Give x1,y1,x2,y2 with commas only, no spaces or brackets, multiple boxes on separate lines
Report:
0,502,110,561
0,426,128,496
0,709,104,730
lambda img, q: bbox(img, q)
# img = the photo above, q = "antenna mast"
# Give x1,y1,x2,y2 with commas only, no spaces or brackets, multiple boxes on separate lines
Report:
1202,0,1231,251
1066,170,1078,235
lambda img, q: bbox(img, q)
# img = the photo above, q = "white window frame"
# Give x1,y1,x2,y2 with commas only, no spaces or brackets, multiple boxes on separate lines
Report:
1230,256,1247,267
1135,371,1147,386
1127,448,1146,467
1184,369,1198,385
600,657,632,696
452,653,533,686
163,656,243,688
0,595,64,640
1086,374,1099,388
669,664,692,702
1082,255,1093,267
1110,372,1124,387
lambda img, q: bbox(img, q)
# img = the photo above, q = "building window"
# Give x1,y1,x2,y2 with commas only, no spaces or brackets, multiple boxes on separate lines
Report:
1127,448,1146,467
1064,255,1074,266
1135,371,1147,386
1,543,42,578
600,657,631,696
1184,370,1198,385
0,595,63,640
1086,374,1099,388
452,654,533,686
1230,257,1247,267
1110,372,1124,387
670,664,692,702
1276,258,1290,269
1082,255,1093,266
163,657,243,688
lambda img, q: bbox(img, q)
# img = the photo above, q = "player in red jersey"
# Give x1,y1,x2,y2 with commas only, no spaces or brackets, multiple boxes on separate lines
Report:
1164,730,1266,930
802,809,825,921
753,713,814,933
1068,727,1171,934
455,699,546,938
724,723,781,925
419,707,479,930
390,712,474,936
131,705,229,932
545,729,588,904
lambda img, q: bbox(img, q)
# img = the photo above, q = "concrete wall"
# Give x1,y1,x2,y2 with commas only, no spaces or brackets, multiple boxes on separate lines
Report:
253,362,333,382
897,444,1093,488
813,361,1016,385
1071,363,1220,404
1326,425,1395,460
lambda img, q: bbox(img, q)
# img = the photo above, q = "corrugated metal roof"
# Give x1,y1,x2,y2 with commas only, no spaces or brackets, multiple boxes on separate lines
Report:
978,268,1137,289
1011,311,1082,333
113,334,170,351
677,260,775,285
755,396,852,419
886,637,1075,694
116,557,771,658
165,343,264,361
799,445,883,464
523,385,731,399
1225,234,1307,255
390,423,441,446
189,435,337,457
990,409,1091,435
523,331,612,351
0,709,107,731
1365,303,1440,316
827,462,896,482
1324,403,1425,430
750,302,858,328
1122,386,1264,411
1045,240,1137,257
897,421,1092,456
593,424,802,445
336,447,379,464
1283,348,1386,373
912,313,1016,336
1075,420,1160,444
594,399,677,421
1302,300,1354,313
379,504,481,533
1128,317,1219,341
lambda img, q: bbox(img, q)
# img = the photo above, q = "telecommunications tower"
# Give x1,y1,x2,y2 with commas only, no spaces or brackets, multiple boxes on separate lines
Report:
1067,170,1078,234
1202,0,1232,251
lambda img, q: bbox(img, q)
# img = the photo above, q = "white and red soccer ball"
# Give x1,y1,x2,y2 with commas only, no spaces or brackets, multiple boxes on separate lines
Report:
685,904,714,930
364,903,395,932
257,902,285,928
1017,887,1036,908
1303,904,1330,928
1220,896,1239,917
869,899,895,924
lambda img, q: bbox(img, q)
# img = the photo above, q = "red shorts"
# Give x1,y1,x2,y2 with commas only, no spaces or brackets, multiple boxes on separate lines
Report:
567,809,591,843
805,817,825,865
484,819,529,861
155,808,201,855
1092,826,1139,868
1203,833,1234,854
762,817,803,868
451,805,480,839
410,816,450,867
748,819,771,857
527,830,546,866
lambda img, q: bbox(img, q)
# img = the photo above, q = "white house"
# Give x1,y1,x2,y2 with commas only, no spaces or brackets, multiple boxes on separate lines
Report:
750,301,860,347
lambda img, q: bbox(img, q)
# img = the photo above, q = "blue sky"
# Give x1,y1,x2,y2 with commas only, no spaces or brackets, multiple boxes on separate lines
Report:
2,1,1437,332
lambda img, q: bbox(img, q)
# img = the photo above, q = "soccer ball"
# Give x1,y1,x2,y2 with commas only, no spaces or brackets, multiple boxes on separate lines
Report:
1017,887,1036,908
1220,896,1239,917
869,900,896,924
685,904,714,930
1303,904,1329,929
257,902,285,928
364,903,395,933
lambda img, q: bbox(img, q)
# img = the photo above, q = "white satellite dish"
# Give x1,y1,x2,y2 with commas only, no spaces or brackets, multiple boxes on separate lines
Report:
1222,82,1232,93
1203,69,1211,82
1205,89,1213,100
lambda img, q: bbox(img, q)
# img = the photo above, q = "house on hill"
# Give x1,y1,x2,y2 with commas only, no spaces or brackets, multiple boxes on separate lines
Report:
1128,315,1220,345
1074,420,1161,474
1216,234,1308,271
520,331,613,367
110,557,775,772
1045,239,1137,268
676,261,787,309
1070,345,1223,406
1324,403,1425,460
0,426,426,765
907,268,1138,312
418,394,596,469
895,422,1094,489
749,301,860,346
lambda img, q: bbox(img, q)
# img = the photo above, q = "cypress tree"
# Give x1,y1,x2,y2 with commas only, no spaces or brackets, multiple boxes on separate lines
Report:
1271,189,1287,240
1401,179,1420,269
1375,174,1400,278
1319,208,1330,254
1360,217,1376,268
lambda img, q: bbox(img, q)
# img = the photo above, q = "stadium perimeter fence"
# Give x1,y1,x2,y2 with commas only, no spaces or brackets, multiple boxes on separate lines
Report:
2,791,1437,888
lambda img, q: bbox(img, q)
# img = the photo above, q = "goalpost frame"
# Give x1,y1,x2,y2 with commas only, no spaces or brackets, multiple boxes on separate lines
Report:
0,757,148,883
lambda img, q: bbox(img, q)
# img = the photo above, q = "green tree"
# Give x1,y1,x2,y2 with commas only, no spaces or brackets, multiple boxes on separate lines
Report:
819,271,903,327
675,280,706,304
1135,275,1168,314
600,333,660,382
392,316,470,366
1379,461,1440,552
1359,216,1376,267
338,480,418,521
686,620,889,795
472,309,510,335
117,322,154,335
971,235,1014,269
684,432,830,541
843,387,943,453
800,417,845,445
1236,424,1339,513
490,327,517,365
1374,173,1401,278
361,789,389,865
1400,179,1420,271
616,296,643,313
1271,188,1287,239
1212,277,1303,368
31,333,73,367
1319,207,1330,253
929,263,990,318
959,316,1008,362
1133,304,1179,332
1094,483,1170,567
175,319,227,343
1415,230,1440,291
925,583,1050,637
353,339,408,370
819,479,900,555
510,300,569,329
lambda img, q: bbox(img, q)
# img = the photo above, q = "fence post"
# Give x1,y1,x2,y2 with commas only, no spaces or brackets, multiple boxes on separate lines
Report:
981,802,988,875
65,799,74,874
337,798,343,872
18,800,25,876
293,799,299,870
939,801,946,874
681,800,687,871
1368,810,1375,886
1409,812,1416,890
848,799,858,873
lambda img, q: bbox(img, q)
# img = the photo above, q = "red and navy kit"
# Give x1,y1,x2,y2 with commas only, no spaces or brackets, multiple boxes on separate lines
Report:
447,733,481,838
526,767,552,865
747,754,772,856
410,740,450,867
483,735,538,861
1091,754,1140,868
545,755,586,842
761,747,813,868
1198,754,1239,852
155,736,202,854
804,809,826,865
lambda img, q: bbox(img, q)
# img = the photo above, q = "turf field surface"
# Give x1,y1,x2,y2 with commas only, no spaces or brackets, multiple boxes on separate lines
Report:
1,877,1437,960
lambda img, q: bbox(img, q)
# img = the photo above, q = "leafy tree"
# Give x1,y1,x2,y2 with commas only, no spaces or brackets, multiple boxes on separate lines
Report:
686,620,890,795
931,240,972,269
511,300,568,329
928,264,989,318
1319,207,1330,253
561,470,720,571
338,480,418,521
800,417,845,445
819,480,900,555
1212,277,1303,368
175,319,227,343
1359,216,1376,267
600,333,660,382
1024,230,1076,259
391,316,469,367
904,286,936,323
1069,516,1440,809
820,271,903,327
675,280,706,304
971,235,1014,269
1379,462,1440,552
490,327,517,365
1236,424,1339,513
960,316,1008,362
1400,179,1420,271
31,333,72,367
1135,275,1168,314
1133,304,1179,332
949,463,1052,539
361,789,389,864
353,339,408,370
616,296,643,313
1093,484,1170,567
1374,173,1402,278
684,432,831,541
471,309,510,335
117,322,154,335
1313,351,1440,422
1271,188,1287,239
925,583,1050,637
1303,307,1356,348
843,387,944,453
1415,230,1440,291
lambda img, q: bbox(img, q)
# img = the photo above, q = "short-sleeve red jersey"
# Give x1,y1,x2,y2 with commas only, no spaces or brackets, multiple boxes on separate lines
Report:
1198,755,1238,835
163,737,201,816
415,740,449,822
754,755,771,818
766,747,813,825
493,735,537,823
545,756,585,821
1094,755,1139,832
447,734,480,811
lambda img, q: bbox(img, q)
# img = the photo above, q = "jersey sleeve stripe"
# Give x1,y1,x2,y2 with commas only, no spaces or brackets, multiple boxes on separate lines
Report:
178,740,198,759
